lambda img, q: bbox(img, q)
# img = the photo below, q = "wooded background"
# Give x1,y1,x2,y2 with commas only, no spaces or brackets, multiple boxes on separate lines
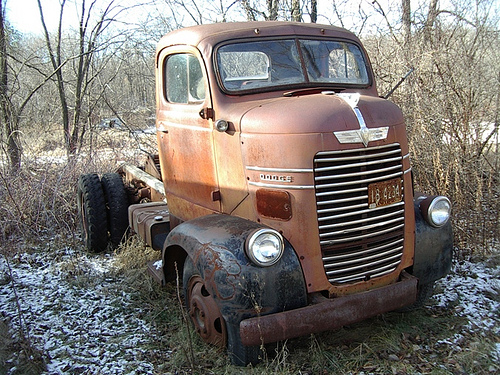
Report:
0,0,498,255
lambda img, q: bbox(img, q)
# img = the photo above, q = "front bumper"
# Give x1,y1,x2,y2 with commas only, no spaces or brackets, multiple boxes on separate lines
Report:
240,273,417,346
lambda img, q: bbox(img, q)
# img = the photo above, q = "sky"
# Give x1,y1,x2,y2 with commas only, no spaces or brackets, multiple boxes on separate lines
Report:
5,0,169,36
4,0,398,37
5,0,68,34
4,0,391,36
8,0,497,38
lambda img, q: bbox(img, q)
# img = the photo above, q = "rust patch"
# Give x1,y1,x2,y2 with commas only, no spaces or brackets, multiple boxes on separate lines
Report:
256,189,292,220
194,243,242,301
240,273,418,346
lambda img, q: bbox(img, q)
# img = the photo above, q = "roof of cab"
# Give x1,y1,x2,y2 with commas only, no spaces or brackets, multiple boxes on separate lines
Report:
156,21,360,53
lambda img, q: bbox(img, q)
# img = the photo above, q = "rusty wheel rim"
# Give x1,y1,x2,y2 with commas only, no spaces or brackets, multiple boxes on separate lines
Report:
187,275,227,347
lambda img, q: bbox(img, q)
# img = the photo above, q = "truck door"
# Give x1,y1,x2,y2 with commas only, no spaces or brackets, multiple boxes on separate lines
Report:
156,47,220,218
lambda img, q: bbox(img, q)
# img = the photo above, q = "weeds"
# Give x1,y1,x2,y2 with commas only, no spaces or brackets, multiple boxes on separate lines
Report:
171,261,195,370
110,239,498,375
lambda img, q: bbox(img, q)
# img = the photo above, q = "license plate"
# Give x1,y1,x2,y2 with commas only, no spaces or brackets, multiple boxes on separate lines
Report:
368,178,403,209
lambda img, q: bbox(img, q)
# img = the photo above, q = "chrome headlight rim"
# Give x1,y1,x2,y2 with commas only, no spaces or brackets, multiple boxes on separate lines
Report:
245,228,284,267
422,195,452,228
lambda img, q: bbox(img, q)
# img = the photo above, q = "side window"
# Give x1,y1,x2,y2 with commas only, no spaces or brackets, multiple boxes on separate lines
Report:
165,54,206,104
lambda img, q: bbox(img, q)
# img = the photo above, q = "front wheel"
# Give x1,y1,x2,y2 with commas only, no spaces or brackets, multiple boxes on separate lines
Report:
183,257,261,366
226,321,261,366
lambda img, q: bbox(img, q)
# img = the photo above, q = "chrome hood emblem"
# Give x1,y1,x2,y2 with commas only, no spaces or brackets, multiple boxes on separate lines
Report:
334,93,388,147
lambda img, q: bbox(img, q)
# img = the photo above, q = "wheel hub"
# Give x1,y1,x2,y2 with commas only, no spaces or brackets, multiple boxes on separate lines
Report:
187,275,227,346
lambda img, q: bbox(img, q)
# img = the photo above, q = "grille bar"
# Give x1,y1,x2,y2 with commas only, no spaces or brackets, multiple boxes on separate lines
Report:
324,247,403,270
323,238,404,262
317,194,369,206
319,209,405,230
325,252,402,275
316,186,366,198
328,260,401,284
316,147,401,160
315,171,403,190
319,223,405,245
314,143,406,284
319,216,404,238
318,200,403,217
318,201,404,222
314,155,402,173
315,164,402,181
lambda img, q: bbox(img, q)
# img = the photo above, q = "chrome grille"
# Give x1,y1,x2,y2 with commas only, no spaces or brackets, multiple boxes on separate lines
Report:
314,143,405,284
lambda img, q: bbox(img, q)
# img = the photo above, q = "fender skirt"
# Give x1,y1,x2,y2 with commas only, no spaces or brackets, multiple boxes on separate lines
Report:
163,214,308,325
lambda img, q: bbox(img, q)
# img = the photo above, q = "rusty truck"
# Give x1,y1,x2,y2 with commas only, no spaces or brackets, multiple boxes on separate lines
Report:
76,22,453,366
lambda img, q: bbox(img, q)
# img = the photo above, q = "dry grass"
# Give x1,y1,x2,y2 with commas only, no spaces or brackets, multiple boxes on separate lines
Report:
0,125,156,249
103,242,499,375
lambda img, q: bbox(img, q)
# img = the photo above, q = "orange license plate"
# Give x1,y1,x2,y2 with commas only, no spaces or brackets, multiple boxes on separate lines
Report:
368,178,403,209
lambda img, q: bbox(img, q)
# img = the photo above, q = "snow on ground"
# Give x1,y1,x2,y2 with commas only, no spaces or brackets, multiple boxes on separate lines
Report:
0,246,499,374
431,258,500,360
0,248,162,374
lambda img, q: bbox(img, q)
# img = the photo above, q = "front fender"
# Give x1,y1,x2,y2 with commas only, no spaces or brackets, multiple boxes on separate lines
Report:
413,196,453,285
163,214,308,325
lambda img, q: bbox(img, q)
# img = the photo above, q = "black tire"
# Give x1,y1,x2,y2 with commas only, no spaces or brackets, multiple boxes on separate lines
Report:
183,257,261,366
101,173,129,247
399,282,435,312
226,322,261,366
77,174,108,252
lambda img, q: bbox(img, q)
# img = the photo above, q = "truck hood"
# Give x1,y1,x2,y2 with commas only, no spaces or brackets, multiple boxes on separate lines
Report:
239,93,404,134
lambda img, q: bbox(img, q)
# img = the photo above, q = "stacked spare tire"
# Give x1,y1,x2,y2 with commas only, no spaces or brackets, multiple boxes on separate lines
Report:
77,173,129,252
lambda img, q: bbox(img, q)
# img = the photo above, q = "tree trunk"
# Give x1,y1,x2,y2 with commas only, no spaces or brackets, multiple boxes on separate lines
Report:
241,0,256,21
402,0,411,48
267,0,278,20
291,0,301,22
0,0,21,171
310,0,317,23
424,0,439,41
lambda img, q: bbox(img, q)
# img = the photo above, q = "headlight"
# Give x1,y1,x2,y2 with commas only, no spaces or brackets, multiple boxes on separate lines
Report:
421,196,451,228
246,228,284,267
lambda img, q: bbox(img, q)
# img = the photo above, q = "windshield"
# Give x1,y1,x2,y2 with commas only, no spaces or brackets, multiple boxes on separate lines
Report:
216,38,370,93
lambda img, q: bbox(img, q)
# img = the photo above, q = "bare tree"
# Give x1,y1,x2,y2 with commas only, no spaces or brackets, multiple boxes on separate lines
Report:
310,0,317,23
402,0,411,47
161,0,241,24
291,0,301,21
169,0,204,24
241,0,257,20
268,0,278,20
238,0,321,22
37,0,131,155
366,0,499,252
424,0,439,40
0,0,61,171
0,0,19,171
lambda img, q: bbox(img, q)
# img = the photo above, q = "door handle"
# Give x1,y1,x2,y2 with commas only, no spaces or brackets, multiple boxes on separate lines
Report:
157,122,168,133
